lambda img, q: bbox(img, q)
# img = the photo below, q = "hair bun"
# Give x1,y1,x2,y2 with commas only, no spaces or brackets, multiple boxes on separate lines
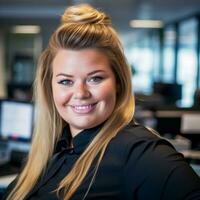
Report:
61,4,111,26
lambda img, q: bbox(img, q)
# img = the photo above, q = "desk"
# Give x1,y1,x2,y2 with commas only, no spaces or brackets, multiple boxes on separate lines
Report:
0,174,16,189
181,150,200,160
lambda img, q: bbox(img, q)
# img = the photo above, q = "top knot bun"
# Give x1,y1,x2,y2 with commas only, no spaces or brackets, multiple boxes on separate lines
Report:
61,4,111,26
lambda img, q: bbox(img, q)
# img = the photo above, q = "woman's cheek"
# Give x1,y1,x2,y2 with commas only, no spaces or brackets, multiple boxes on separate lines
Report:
58,89,71,105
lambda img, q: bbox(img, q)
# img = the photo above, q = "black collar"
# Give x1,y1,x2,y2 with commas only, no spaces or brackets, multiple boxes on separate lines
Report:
55,124,103,155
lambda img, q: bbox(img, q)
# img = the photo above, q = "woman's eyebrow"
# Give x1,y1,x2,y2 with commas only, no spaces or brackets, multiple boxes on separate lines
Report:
87,70,105,75
56,73,73,77
56,70,106,77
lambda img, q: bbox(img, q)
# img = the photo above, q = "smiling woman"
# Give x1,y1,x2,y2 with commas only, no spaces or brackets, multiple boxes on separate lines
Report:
3,3,200,200
52,49,116,136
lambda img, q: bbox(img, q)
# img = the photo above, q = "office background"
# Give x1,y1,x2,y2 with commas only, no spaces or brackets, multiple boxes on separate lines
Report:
0,0,200,106
0,0,200,194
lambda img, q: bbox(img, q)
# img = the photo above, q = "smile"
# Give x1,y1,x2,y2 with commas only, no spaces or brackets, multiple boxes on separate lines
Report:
71,103,97,114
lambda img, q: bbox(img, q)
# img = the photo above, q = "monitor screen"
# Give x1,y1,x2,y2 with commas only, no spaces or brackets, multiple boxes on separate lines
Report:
155,109,200,137
153,82,182,104
181,113,200,134
0,99,34,142
155,110,181,137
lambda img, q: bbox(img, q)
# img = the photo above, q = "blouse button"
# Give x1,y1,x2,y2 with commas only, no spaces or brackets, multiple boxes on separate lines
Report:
68,148,74,154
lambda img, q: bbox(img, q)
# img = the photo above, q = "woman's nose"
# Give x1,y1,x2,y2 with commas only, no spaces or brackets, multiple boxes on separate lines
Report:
73,82,91,99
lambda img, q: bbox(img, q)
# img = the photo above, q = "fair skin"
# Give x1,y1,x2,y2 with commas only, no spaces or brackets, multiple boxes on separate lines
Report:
52,49,117,137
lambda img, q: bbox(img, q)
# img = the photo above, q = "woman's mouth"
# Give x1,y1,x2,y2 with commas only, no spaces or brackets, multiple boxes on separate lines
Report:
71,103,97,114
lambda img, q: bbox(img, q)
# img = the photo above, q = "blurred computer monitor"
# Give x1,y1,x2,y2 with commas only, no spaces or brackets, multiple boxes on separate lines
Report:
153,82,182,105
155,109,200,149
180,112,200,149
0,99,34,142
155,110,182,137
181,113,200,134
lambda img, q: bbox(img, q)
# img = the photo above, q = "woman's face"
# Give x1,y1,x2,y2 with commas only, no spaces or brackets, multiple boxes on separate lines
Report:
52,49,117,137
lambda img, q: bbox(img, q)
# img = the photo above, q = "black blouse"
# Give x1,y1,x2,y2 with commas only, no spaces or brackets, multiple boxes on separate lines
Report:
3,122,200,200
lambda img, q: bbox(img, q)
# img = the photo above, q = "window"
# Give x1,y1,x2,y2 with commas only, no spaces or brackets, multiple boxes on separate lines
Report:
163,25,176,82
177,18,198,107
124,31,160,94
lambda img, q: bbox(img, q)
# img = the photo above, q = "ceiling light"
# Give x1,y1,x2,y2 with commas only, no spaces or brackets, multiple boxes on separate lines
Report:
130,20,163,28
11,25,41,34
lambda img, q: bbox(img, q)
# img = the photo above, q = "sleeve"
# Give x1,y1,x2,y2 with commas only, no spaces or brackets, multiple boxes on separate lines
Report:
122,138,200,200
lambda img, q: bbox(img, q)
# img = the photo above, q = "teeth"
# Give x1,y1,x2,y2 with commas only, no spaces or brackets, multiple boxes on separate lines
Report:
71,103,96,113
74,104,92,110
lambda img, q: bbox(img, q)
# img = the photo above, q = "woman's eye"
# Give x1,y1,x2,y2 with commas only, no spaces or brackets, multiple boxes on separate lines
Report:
58,79,73,86
89,76,103,83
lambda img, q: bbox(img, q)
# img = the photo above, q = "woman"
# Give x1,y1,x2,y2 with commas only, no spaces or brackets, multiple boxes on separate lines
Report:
4,4,200,200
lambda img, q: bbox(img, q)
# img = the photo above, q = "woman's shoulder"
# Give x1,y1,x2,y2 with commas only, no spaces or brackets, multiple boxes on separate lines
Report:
109,121,180,162
112,122,200,200
115,121,167,145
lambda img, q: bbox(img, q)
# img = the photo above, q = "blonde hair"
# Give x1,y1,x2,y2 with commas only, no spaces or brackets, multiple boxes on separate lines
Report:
7,4,134,200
